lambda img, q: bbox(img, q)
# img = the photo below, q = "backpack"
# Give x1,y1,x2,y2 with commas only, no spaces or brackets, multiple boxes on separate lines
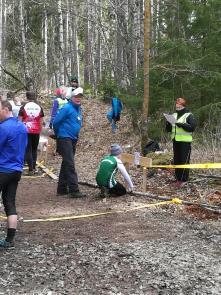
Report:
143,140,160,156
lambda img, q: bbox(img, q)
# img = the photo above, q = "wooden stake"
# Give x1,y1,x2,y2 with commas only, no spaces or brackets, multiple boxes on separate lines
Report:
143,167,147,192
36,161,58,180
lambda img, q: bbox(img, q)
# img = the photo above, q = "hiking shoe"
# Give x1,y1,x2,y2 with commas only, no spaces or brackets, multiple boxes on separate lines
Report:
28,170,35,176
33,168,42,175
69,191,87,198
174,181,185,188
99,187,110,198
23,170,34,176
56,191,68,196
0,239,15,249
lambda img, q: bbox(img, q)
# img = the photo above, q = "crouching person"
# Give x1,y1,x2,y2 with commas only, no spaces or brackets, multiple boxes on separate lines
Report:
96,144,133,197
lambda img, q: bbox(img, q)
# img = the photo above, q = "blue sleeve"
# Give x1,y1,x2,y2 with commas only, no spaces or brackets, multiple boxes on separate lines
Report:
53,105,69,134
50,100,59,125
0,126,7,154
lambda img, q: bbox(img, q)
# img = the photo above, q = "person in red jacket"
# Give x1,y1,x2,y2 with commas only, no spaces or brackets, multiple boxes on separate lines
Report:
19,91,44,175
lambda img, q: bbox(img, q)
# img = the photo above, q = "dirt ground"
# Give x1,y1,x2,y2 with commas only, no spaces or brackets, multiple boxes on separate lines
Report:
0,98,220,295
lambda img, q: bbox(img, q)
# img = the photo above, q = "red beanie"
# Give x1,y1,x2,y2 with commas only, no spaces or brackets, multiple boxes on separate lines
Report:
55,88,63,96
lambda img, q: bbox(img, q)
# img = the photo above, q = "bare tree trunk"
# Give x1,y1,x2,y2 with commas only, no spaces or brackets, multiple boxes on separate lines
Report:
43,2,48,90
65,0,73,83
138,0,144,68
94,0,101,92
115,0,124,85
58,0,64,85
89,2,96,92
19,0,29,88
84,0,90,84
0,0,7,83
69,0,79,83
141,0,151,153
127,0,136,94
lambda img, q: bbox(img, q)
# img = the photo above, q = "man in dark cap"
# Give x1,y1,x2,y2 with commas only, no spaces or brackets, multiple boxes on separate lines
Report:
165,97,197,187
66,76,79,100
53,87,86,198
96,144,134,197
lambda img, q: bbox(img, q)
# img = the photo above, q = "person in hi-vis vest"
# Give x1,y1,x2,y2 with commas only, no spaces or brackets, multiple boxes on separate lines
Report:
166,98,197,186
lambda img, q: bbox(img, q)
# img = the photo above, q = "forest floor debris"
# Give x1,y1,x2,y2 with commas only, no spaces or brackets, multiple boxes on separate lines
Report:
0,98,220,295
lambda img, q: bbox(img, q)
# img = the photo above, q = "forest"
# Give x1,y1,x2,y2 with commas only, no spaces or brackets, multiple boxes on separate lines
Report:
0,2,221,294
0,0,221,139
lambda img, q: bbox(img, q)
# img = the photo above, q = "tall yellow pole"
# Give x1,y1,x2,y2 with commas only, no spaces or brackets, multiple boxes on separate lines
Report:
141,0,151,154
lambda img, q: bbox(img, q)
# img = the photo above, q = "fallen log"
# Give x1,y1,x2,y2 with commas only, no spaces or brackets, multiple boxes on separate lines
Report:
78,181,221,214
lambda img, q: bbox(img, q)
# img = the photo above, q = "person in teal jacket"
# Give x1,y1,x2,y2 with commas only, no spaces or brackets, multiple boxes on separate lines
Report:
107,97,123,133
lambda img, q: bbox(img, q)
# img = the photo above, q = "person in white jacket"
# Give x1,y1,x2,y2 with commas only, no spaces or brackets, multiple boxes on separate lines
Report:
96,144,134,197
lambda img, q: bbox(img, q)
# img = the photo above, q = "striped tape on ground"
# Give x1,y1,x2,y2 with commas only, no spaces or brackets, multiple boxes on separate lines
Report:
150,163,221,169
22,198,182,223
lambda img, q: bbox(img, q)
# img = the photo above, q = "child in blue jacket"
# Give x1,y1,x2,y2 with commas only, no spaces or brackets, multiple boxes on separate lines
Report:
107,97,123,133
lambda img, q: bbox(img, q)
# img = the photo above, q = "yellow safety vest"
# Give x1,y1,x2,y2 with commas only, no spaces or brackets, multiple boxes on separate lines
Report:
57,97,68,109
171,112,192,142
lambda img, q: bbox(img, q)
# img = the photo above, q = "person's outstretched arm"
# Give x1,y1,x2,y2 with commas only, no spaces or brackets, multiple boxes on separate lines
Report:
116,158,134,191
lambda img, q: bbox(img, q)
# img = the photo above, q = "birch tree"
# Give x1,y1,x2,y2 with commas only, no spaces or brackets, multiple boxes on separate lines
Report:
58,0,65,85
83,0,90,84
43,2,48,89
19,0,29,88
141,0,150,152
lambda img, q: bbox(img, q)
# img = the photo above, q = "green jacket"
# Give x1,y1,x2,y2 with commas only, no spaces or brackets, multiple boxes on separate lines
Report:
96,155,118,188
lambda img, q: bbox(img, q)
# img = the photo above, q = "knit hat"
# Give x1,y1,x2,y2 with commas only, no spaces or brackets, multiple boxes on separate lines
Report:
110,144,122,156
70,76,78,83
55,88,63,96
176,97,186,106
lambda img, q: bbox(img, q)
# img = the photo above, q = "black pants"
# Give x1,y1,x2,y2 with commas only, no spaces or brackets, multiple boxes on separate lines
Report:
109,182,127,196
173,141,191,182
26,134,40,171
57,138,79,193
0,172,21,216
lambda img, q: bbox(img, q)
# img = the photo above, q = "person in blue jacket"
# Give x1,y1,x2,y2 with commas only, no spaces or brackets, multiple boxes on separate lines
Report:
53,87,86,198
49,88,68,128
0,100,27,249
107,96,123,133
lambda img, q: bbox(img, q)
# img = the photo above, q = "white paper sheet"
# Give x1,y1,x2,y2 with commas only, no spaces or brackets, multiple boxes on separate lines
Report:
163,113,177,124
